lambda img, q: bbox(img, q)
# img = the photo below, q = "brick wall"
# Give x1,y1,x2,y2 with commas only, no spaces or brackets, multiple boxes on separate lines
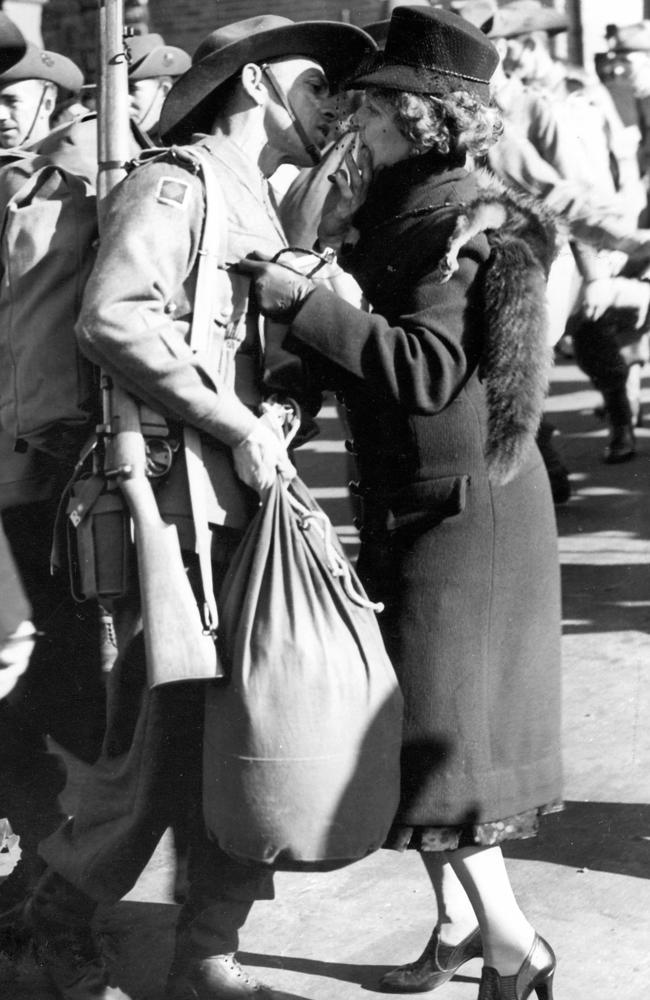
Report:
148,1,388,57
41,0,390,79
42,0,150,79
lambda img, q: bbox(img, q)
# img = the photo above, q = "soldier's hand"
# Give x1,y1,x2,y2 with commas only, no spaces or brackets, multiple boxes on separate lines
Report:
233,417,296,495
236,254,315,321
0,620,36,700
581,278,616,323
582,276,650,328
318,143,372,252
279,131,359,247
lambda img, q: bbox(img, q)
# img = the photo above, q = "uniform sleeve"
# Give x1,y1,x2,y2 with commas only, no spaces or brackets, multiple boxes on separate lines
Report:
0,524,30,643
76,159,257,448
287,236,486,414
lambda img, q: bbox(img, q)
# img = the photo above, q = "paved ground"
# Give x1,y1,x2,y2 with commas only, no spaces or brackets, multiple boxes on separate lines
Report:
5,357,650,1000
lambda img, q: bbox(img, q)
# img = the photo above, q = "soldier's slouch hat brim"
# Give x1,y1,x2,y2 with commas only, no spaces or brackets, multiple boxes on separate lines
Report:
0,41,83,92
127,33,191,80
0,15,26,74
159,15,376,145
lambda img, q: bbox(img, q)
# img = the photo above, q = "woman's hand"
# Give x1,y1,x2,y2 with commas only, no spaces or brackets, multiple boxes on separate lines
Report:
318,143,372,253
236,254,315,320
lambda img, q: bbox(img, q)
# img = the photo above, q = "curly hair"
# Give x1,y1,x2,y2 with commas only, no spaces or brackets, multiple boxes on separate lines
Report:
367,86,503,160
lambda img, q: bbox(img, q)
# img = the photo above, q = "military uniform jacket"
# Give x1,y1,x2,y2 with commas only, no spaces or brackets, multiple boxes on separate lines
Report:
76,134,286,538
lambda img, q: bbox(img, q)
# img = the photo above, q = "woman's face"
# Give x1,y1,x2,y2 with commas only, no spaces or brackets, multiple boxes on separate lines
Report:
354,91,412,170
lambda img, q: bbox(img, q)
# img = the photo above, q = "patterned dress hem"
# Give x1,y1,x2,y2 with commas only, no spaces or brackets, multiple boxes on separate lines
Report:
384,800,564,851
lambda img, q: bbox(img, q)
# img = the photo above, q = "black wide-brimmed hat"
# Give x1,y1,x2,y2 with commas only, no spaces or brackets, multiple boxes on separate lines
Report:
159,15,376,145
0,14,25,74
0,41,83,92
364,1,435,50
352,5,499,101
126,32,191,81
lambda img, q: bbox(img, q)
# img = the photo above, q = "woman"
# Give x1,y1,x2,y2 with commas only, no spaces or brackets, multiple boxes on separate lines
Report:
241,7,562,1000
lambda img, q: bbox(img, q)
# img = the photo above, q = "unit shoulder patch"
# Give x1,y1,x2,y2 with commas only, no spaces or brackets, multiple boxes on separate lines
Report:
155,175,191,209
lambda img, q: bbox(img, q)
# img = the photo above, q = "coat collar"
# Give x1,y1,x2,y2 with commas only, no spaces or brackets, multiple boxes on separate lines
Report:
355,147,469,235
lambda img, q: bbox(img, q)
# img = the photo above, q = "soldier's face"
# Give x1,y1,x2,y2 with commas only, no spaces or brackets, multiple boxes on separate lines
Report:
503,36,538,82
129,76,172,132
263,57,335,167
0,79,52,148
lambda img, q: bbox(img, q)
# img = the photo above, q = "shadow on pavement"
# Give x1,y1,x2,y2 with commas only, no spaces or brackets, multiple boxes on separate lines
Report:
561,562,650,634
238,951,482,994
503,800,650,878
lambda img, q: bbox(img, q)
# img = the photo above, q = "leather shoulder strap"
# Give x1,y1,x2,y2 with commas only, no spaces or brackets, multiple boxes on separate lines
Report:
173,144,231,639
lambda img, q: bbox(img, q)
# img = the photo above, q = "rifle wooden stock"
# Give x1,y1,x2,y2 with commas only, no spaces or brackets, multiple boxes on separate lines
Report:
96,4,220,687
107,385,220,687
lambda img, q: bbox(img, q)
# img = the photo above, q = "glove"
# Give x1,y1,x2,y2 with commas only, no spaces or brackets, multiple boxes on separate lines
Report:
232,415,296,495
236,254,315,321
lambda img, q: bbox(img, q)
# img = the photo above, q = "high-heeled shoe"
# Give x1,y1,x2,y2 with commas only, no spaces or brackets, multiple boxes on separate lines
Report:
379,926,482,993
477,934,555,1000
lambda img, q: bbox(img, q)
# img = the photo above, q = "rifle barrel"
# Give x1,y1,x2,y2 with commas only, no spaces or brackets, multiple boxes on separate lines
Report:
97,0,131,219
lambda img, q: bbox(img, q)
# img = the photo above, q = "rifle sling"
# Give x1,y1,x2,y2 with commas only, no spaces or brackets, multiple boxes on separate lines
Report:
179,146,229,636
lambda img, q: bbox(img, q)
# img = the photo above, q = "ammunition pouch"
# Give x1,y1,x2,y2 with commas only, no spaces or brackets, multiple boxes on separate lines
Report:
66,475,133,604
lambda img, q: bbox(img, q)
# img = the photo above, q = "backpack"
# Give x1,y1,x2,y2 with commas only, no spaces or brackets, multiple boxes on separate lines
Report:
0,151,99,459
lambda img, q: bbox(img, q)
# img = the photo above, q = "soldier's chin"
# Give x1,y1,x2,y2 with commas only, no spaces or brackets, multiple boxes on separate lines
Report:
0,132,19,149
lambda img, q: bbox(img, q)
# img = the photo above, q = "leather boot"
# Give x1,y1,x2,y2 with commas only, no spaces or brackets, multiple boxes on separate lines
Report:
603,424,636,464
165,954,275,999
536,421,571,504
165,899,276,999
602,388,636,463
26,869,132,1000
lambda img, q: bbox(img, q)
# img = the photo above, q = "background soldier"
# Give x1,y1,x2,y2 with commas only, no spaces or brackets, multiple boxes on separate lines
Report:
0,42,83,148
126,31,190,143
0,31,106,952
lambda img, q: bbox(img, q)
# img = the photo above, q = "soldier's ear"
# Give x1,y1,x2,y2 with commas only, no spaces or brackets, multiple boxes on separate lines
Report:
42,82,58,116
240,63,266,107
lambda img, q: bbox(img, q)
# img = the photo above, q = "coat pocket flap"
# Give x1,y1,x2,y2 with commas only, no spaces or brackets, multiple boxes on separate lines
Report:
388,474,470,531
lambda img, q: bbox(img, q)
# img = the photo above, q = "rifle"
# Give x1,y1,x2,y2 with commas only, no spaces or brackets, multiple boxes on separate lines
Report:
96,0,221,686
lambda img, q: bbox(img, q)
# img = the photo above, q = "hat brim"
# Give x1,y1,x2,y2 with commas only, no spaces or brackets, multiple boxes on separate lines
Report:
0,15,25,74
487,9,568,39
129,46,192,81
160,21,375,145
0,46,83,92
352,55,492,101
362,21,390,49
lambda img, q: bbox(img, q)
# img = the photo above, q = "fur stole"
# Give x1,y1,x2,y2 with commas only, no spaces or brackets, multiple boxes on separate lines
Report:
435,170,559,486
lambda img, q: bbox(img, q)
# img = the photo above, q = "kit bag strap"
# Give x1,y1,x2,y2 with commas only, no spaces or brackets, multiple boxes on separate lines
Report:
177,145,229,636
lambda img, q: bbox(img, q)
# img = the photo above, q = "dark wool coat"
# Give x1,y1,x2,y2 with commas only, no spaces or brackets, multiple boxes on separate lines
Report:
288,150,563,829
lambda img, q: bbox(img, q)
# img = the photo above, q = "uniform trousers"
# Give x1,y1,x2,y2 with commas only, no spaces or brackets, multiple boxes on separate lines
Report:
1,498,106,916
38,539,274,953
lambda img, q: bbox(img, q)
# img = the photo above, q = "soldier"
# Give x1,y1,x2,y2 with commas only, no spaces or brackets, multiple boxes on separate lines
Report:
126,31,190,143
496,0,648,463
26,15,374,1000
0,35,108,948
0,41,83,148
0,14,31,696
